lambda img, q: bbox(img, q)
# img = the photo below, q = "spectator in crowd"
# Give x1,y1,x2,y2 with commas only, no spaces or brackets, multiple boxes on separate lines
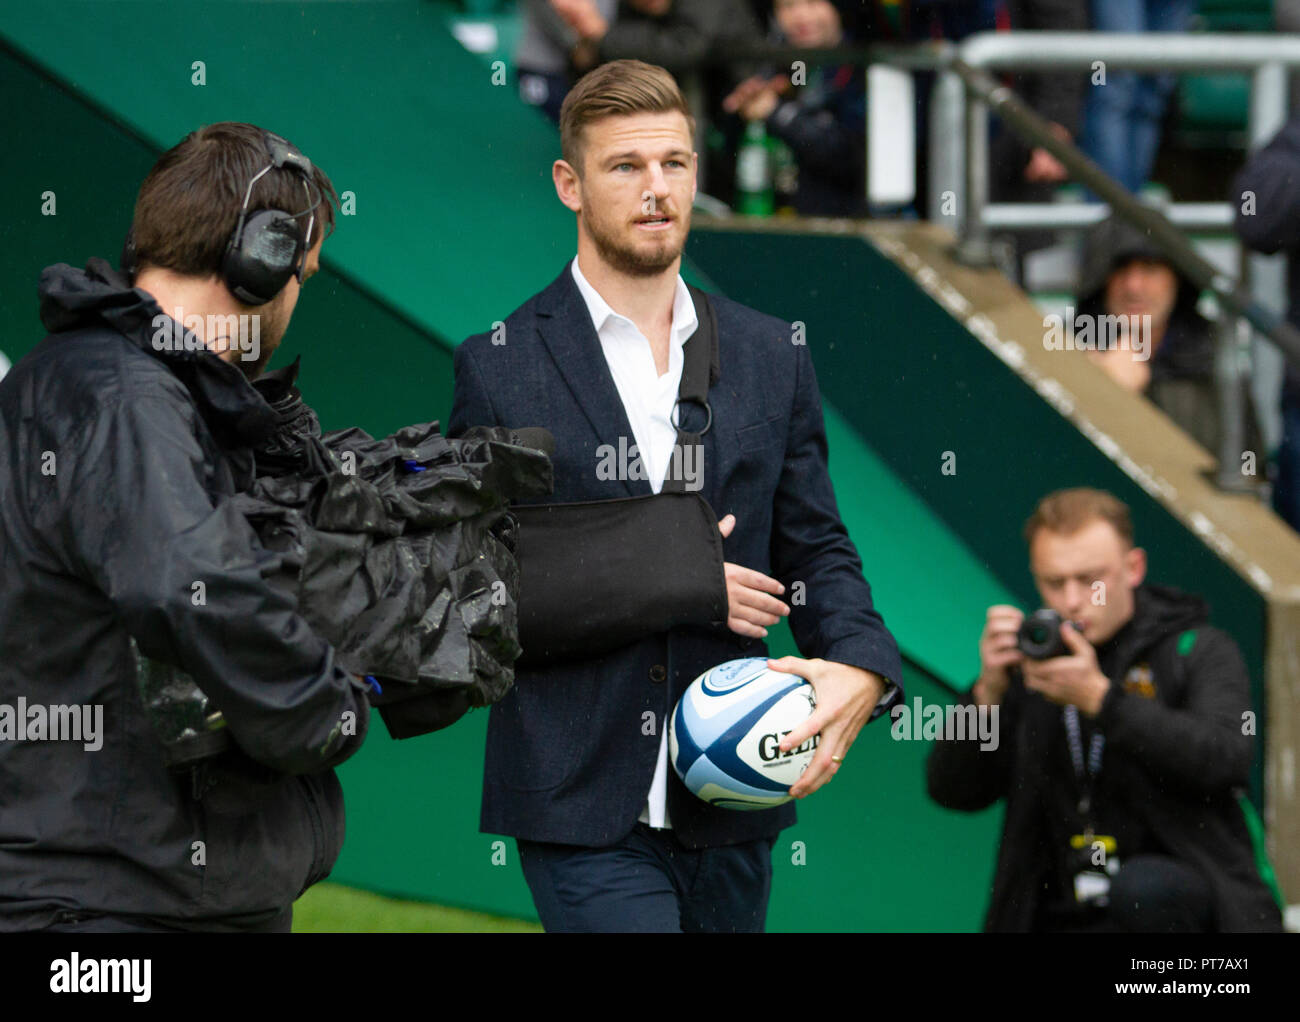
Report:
1233,112,1300,531
987,0,1088,264
550,0,761,76
870,1,1086,241
1082,0,1196,196
927,487,1283,933
722,0,868,217
549,0,764,200
1074,216,1261,460
515,0,618,122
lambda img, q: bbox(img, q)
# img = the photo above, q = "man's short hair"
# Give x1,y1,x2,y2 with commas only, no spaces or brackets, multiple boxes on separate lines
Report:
559,60,695,176
1023,487,1135,548
130,122,339,278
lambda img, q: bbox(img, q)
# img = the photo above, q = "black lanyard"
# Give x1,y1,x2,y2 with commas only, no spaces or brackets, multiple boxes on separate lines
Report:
1064,705,1105,822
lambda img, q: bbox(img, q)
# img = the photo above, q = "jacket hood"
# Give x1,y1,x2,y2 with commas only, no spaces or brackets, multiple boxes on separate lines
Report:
1115,583,1209,660
1075,217,1213,378
37,258,278,447
39,257,159,338
1076,216,1201,320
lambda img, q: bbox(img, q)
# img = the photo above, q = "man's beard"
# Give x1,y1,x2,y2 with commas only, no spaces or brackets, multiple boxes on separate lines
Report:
582,205,687,277
235,298,288,381
236,345,273,382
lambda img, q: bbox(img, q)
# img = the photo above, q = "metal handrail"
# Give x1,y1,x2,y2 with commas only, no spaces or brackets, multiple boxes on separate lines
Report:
941,32,1298,243
937,33,1300,491
960,30,1300,71
981,202,1233,231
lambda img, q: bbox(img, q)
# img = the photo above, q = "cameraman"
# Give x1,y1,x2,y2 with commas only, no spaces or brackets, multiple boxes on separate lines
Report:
927,487,1282,932
0,123,371,932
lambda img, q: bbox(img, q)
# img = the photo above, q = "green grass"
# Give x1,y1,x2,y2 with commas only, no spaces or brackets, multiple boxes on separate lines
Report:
292,882,541,933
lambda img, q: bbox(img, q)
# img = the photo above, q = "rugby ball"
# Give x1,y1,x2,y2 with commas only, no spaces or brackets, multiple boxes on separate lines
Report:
668,657,818,811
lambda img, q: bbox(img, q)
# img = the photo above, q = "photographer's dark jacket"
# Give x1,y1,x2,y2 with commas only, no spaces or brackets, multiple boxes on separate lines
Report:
927,585,1282,932
0,260,371,931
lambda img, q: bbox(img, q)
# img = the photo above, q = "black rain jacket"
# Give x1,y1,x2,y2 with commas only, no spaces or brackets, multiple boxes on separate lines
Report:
0,259,373,930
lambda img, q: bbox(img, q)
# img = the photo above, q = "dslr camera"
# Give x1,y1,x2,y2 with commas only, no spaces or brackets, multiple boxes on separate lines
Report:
1016,609,1083,660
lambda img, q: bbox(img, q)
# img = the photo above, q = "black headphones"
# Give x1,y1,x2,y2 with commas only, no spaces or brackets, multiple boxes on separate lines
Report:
221,132,320,305
122,130,321,307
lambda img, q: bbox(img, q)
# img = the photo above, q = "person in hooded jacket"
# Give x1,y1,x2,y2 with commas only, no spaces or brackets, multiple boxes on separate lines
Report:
0,122,372,933
1073,216,1262,461
1232,111,1300,531
927,487,1283,933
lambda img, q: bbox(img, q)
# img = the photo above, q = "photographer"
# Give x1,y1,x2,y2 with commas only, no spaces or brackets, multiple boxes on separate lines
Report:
0,123,371,932
927,487,1283,932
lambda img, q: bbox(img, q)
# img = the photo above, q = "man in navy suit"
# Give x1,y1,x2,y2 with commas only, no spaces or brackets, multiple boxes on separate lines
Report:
448,59,902,932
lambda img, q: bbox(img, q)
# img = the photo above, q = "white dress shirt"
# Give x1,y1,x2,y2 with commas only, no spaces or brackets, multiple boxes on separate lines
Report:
570,256,697,829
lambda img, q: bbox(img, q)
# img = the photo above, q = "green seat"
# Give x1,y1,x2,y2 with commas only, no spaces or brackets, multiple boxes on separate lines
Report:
1177,73,1251,137
1173,1,1275,147
1195,0,1273,32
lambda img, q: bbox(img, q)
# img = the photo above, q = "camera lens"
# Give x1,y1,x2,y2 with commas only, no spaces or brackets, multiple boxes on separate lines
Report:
1017,609,1070,660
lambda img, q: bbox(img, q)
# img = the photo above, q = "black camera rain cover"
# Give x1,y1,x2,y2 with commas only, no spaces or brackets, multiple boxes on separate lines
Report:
136,360,553,753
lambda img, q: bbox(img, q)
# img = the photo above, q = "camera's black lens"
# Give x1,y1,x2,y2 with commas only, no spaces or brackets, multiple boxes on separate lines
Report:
1017,609,1072,660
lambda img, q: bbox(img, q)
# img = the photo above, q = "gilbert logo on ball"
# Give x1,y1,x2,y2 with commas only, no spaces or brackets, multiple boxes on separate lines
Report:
668,657,818,811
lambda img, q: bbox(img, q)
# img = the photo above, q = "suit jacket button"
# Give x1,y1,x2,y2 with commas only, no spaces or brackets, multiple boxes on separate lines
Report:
649,664,667,683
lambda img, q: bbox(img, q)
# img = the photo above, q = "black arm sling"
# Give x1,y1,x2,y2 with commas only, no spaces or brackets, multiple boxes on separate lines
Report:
512,285,729,667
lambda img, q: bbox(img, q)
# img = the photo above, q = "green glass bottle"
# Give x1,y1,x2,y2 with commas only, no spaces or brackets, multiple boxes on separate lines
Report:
736,119,774,216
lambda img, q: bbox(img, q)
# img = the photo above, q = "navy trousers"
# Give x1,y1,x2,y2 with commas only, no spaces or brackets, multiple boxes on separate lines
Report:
517,823,776,933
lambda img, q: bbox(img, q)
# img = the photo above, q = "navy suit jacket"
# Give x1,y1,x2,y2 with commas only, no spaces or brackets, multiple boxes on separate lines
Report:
448,264,903,848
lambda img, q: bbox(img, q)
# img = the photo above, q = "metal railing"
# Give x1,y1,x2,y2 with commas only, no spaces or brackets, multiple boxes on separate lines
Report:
932,32,1300,245
931,32,1300,492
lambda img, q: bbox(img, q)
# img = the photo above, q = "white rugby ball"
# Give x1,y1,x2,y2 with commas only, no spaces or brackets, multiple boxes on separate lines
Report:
668,657,818,811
